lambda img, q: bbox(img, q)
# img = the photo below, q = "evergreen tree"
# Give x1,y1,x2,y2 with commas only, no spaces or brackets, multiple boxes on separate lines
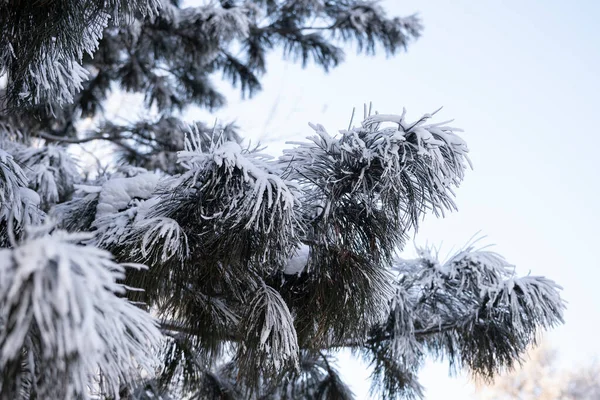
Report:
0,1,565,399
1,0,422,172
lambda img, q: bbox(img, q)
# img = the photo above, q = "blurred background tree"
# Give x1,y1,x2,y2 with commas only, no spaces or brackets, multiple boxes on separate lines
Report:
476,342,600,400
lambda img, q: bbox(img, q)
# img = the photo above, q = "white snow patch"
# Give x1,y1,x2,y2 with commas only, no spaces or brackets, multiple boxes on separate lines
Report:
74,184,102,194
284,244,310,275
19,187,41,206
96,173,160,217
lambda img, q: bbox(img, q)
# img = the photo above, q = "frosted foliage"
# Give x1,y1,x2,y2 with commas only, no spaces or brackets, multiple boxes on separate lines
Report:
386,244,564,382
0,228,161,399
483,276,564,333
93,172,161,247
94,209,134,248
19,187,41,207
0,105,566,398
239,285,299,377
174,130,299,266
23,55,91,107
96,173,160,217
398,248,507,328
388,287,421,365
0,149,28,221
28,164,58,204
153,2,252,70
0,0,160,106
193,5,251,39
282,108,470,250
0,150,43,234
405,248,514,296
134,217,189,263
179,134,297,230
12,145,79,207
344,1,420,38
361,243,565,400
171,3,251,38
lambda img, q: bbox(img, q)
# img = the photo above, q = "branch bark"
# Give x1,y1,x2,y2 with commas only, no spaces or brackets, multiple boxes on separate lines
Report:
36,131,143,158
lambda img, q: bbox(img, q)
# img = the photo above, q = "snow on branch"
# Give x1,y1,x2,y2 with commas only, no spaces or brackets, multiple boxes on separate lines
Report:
483,275,565,337
178,131,297,231
237,284,299,384
0,0,160,108
282,107,470,253
52,185,101,234
453,274,565,380
159,128,301,269
365,272,424,400
96,172,160,218
387,286,421,365
132,216,190,264
92,172,161,248
387,243,565,382
0,149,29,222
0,149,44,245
0,225,162,399
399,244,514,296
12,144,79,208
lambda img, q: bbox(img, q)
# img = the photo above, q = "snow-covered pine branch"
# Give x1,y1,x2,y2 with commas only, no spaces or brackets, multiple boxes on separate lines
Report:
366,244,565,395
0,0,565,396
283,108,470,261
0,149,43,246
237,283,299,386
53,184,101,234
93,170,161,249
0,225,161,399
0,149,29,222
51,165,156,236
2,0,423,170
276,108,470,350
464,275,565,378
131,216,190,265
0,104,565,399
367,286,424,400
289,243,393,348
0,0,160,108
153,128,301,271
11,144,79,209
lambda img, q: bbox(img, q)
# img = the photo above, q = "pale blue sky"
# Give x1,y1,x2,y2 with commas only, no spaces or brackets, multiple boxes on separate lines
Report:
183,1,600,398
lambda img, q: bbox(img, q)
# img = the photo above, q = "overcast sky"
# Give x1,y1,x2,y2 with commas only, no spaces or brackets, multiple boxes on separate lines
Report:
182,1,600,398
